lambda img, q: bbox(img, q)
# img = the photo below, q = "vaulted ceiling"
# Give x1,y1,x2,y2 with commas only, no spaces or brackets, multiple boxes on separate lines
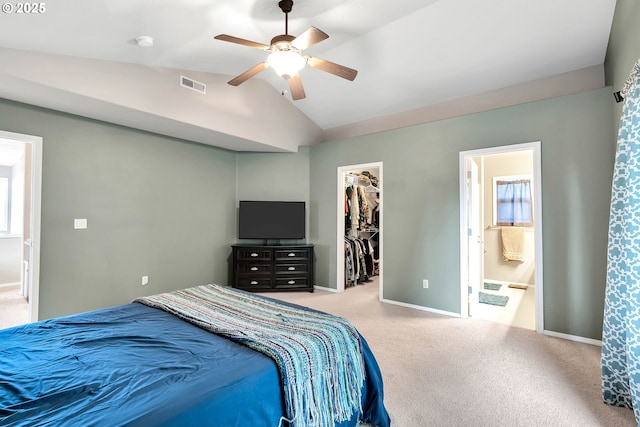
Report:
0,0,617,152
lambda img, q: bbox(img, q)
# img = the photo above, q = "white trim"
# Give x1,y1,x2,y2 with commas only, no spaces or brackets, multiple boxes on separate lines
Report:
459,154,469,318
0,130,42,323
317,286,463,318
381,298,461,318
0,282,21,288
543,330,602,347
313,285,341,293
459,141,544,333
337,162,383,300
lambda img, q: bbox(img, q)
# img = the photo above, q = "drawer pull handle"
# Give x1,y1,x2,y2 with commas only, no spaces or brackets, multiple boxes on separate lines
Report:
251,253,259,257
288,267,296,271
251,267,258,271
288,253,296,257
250,281,258,285
288,280,295,284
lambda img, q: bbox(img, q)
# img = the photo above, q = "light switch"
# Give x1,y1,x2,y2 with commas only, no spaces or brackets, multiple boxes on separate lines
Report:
74,219,87,229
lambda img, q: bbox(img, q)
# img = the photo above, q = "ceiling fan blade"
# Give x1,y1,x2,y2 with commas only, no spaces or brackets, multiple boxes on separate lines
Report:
287,74,306,100
228,62,269,86
291,26,329,50
214,34,270,50
306,56,358,81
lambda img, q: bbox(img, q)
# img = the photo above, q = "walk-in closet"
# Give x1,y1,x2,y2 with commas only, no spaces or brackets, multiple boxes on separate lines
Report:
343,166,381,289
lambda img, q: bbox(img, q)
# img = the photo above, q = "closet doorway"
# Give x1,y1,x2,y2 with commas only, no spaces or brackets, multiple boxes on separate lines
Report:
0,130,42,327
337,162,383,298
459,142,543,333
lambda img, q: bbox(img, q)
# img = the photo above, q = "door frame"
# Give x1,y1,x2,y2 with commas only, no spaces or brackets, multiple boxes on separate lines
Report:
0,130,42,323
337,162,383,297
465,157,483,318
459,142,544,333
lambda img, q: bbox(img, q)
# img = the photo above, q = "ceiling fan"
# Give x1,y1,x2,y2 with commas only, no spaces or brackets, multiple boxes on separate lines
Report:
214,0,357,100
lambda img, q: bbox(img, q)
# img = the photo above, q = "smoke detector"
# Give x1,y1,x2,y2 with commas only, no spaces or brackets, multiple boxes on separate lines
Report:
135,36,154,47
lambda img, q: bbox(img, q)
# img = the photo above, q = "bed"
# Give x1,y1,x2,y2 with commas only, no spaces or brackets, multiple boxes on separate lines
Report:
0,284,390,427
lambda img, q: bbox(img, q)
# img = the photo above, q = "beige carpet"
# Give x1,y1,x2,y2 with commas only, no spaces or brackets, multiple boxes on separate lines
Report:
0,284,28,329
264,281,635,427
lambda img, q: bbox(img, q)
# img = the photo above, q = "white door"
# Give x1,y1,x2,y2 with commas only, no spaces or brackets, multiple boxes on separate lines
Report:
22,143,32,299
466,158,483,316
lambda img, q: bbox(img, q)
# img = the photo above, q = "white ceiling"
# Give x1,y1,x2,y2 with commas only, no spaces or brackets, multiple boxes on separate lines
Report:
0,138,25,167
0,0,617,152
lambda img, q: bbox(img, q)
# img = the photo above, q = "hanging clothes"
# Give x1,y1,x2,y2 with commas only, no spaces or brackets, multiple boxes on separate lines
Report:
602,58,640,424
344,236,373,286
345,172,380,286
345,174,378,233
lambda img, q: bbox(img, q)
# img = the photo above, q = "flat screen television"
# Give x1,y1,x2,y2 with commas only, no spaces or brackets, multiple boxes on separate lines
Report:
238,201,305,240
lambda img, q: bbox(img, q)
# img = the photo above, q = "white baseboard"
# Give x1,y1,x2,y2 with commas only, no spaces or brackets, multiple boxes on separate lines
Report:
543,329,602,347
0,282,21,289
315,283,461,317
313,285,342,293
381,298,461,318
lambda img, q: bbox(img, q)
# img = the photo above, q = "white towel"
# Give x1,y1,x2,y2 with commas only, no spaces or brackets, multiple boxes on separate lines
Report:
502,226,525,262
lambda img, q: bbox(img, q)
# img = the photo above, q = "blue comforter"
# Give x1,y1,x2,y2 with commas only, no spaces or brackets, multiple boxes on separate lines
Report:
0,297,390,426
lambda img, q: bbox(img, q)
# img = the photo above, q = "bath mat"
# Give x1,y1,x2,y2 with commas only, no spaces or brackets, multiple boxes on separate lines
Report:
479,291,509,307
483,282,502,291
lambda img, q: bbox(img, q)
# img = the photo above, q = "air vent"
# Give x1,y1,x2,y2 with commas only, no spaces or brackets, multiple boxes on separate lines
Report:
180,75,206,94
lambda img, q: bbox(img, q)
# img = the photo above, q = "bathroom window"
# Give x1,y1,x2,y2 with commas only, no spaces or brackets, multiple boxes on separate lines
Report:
493,175,533,227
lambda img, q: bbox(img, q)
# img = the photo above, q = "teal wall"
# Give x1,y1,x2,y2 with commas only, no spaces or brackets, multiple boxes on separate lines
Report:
0,98,238,319
3,1,637,340
605,0,640,116
235,148,311,245
312,88,614,339
236,148,310,202
0,88,617,340
604,0,640,136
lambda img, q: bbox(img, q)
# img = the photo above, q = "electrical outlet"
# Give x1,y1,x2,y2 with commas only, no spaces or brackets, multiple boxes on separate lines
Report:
423,279,429,289
142,276,149,286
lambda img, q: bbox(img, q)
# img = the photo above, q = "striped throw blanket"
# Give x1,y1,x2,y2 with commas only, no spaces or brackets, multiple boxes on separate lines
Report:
135,284,365,427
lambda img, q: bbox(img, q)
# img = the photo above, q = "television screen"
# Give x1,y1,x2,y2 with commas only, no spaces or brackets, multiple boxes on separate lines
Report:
238,201,305,240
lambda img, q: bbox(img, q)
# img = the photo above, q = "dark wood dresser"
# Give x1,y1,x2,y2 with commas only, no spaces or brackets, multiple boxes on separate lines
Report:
231,244,314,292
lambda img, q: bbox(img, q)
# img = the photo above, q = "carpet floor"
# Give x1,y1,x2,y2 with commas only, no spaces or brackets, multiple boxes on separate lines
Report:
0,284,28,330
264,280,636,427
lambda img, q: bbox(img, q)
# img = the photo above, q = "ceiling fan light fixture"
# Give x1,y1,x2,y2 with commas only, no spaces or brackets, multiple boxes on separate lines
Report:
214,0,357,99
267,49,306,79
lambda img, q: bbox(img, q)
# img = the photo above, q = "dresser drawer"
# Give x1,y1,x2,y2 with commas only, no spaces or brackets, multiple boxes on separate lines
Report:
236,249,272,261
274,276,309,288
274,249,310,261
237,277,273,289
237,263,272,274
275,263,309,275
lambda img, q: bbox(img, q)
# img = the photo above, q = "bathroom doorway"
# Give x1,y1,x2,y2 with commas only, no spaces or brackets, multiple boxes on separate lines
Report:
0,130,42,326
460,142,543,332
